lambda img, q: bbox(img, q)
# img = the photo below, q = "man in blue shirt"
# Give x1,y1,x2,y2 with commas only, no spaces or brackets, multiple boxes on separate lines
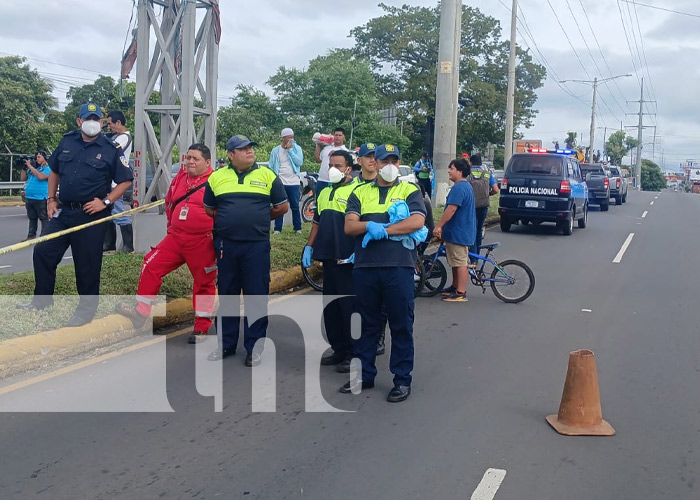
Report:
20,152,51,241
433,158,476,302
413,151,433,198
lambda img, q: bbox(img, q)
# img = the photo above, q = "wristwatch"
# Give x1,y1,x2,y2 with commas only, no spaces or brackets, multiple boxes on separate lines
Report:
103,198,112,207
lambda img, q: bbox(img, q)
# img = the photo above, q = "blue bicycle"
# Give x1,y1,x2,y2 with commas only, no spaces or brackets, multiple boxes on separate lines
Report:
417,242,535,303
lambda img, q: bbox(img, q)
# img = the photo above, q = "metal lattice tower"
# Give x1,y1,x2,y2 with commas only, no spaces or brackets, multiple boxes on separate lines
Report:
133,0,219,207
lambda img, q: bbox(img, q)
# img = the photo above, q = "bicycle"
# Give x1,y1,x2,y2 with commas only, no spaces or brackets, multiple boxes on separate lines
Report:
301,254,425,297
417,241,535,303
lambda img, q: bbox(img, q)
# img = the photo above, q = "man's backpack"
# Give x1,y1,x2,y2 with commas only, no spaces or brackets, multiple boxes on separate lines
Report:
469,169,491,208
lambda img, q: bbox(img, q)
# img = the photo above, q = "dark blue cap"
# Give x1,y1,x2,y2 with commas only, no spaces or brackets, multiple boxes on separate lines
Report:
79,102,102,119
225,134,258,151
374,144,401,160
357,142,377,157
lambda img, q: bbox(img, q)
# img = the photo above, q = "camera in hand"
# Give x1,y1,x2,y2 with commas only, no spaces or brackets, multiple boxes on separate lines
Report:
19,155,35,168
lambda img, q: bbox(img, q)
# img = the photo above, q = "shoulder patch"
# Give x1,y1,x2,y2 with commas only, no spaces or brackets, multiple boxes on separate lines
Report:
120,155,129,167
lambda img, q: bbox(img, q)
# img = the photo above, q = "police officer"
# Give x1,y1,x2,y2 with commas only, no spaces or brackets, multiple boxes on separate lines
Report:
17,102,133,327
343,144,426,402
204,135,289,366
303,150,357,373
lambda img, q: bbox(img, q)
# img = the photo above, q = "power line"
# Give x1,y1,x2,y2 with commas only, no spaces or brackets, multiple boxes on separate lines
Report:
619,0,700,19
616,0,642,87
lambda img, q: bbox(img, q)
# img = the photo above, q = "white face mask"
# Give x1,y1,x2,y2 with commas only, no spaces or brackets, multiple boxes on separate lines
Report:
328,167,345,184
81,120,102,137
378,163,399,183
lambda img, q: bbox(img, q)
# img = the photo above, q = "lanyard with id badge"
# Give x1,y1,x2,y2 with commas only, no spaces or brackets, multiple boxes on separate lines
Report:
169,180,207,220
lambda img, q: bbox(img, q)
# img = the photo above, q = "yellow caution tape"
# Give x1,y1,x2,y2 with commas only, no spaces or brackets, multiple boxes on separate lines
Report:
0,199,165,256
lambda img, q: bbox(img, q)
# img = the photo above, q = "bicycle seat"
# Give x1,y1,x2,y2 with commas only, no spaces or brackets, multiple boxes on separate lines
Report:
478,242,501,251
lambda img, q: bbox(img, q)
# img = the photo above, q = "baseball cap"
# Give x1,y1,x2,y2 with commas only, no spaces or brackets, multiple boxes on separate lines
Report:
374,144,401,161
357,142,377,157
280,127,294,137
225,135,258,151
422,151,430,156
79,102,102,119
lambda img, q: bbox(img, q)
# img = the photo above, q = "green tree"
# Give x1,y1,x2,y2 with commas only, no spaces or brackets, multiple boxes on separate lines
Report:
641,159,666,191
351,3,546,156
564,131,577,149
605,130,638,165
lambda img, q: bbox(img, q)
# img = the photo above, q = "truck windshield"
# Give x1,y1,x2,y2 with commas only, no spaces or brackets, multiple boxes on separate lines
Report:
508,156,562,176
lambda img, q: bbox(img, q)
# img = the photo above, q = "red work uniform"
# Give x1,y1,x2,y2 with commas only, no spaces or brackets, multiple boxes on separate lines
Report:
134,166,217,333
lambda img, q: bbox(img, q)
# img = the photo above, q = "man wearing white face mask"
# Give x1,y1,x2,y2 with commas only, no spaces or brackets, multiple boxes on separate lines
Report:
17,102,133,327
303,150,358,372
343,144,426,403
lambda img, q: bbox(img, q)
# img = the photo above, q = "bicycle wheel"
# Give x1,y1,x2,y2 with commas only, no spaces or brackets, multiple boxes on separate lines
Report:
489,259,535,303
418,254,448,297
301,258,323,292
413,258,426,297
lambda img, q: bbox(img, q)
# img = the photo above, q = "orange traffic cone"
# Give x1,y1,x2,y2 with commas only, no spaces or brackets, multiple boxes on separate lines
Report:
546,349,615,436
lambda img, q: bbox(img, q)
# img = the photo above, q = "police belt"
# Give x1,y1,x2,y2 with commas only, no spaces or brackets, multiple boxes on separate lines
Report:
60,200,107,210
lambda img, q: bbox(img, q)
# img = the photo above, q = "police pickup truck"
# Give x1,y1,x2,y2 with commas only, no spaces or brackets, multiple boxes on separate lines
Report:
498,149,588,235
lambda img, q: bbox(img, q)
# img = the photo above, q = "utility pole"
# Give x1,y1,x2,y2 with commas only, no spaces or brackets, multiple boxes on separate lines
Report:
503,0,518,169
560,74,631,163
132,0,220,250
432,0,461,206
349,98,357,149
635,77,644,190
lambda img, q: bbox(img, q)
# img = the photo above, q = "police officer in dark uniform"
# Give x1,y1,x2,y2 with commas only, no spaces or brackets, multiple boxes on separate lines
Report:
17,102,133,327
303,150,358,373
343,144,426,402
204,135,289,366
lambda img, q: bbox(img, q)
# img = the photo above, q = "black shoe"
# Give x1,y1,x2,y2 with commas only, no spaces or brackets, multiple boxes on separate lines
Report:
245,352,262,367
321,351,344,366
64,314,92,328
336,357,352,373
115,301,148,328
187,331,208,344
16,301,45,311
387,384,411,403
339,380,375,394
208,348,235,361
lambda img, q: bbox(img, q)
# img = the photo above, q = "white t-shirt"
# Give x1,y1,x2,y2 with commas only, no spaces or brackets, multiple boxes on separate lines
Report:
277,147,300,186
318,144,348,182
113,131,132,159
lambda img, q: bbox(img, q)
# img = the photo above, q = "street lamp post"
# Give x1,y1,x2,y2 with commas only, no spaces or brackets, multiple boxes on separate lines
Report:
560,74,631,163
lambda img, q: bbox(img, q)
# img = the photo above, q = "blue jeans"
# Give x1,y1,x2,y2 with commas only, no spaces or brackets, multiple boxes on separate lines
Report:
470,206,489,257
274,184,301,231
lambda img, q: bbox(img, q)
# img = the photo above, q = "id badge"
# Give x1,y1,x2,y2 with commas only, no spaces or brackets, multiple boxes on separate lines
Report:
178,206,189,220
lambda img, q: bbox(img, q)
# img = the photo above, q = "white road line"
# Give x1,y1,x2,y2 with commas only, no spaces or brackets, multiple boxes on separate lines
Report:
642,211,648,218
650,201,654,205
0,265,12,269
613,233,635,264
582,308,592,313
0,214,25,218
470,469,507,500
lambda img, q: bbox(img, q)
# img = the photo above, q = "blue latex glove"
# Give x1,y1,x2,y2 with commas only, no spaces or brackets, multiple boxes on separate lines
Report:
302,245,313,268
347,253,355,264
362,221,389,248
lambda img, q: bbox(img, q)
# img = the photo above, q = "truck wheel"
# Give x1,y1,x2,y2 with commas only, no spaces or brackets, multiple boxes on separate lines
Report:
500,217,511,232
601,201,609,212
615,195,622,206
560,215,573,235
578,205,588,228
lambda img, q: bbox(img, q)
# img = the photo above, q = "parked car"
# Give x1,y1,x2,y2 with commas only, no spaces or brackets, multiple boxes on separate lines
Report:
399,165,417,184
499,151,588,235
607,165,628,205
580,163,610,211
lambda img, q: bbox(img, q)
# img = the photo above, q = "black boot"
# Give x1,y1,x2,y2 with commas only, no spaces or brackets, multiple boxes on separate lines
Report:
119,224,134,253
103,223,116,252
377,329,386,356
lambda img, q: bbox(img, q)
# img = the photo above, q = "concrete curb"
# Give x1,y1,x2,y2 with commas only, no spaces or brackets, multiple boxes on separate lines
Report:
0,266,307,380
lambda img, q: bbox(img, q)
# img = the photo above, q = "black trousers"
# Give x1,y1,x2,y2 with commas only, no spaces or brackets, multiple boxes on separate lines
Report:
25,198,48,237
32,207,109,318
322,261,354,358
418,177,432,198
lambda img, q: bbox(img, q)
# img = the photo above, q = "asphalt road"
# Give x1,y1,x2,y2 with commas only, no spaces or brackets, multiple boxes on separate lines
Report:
1,190,699,499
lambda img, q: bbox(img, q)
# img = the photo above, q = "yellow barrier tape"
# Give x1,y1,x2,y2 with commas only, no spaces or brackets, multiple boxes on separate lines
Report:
0,199,165,256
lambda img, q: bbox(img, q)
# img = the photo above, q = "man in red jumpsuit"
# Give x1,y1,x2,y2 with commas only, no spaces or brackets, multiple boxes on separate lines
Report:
117,143,217,344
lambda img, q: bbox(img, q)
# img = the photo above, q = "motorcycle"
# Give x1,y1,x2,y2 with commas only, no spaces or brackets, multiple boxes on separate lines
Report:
300,172,318,223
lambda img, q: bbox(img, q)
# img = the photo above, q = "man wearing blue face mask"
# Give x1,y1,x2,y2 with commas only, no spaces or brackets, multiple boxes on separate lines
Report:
343,144,426,403
17,102,133,327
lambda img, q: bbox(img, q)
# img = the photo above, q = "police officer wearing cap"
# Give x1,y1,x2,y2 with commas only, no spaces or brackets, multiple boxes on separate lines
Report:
343,144,426,402
17,102,133,327
204,135,289,366
303,150,358,373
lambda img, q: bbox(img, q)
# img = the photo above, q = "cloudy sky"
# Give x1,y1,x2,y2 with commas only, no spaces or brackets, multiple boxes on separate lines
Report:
2,0,698,169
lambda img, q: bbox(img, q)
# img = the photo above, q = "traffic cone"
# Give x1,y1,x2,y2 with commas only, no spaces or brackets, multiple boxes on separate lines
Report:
546,349,615,436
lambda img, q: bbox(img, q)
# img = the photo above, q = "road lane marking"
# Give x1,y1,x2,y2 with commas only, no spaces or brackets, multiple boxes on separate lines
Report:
0,214,25,218
642,211,648,218
0,265,12,269
582,309,592,313
470,468,507,500
613,233,635,264
0,288,311,396
650,201,654,205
